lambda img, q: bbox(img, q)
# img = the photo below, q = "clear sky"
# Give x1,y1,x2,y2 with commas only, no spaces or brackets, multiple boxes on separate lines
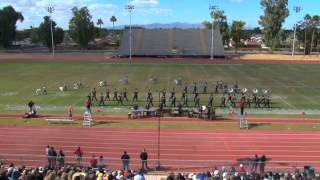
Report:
0,0,319,30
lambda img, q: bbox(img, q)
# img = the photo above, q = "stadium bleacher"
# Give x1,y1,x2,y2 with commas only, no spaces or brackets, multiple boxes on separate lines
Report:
118,28,225,57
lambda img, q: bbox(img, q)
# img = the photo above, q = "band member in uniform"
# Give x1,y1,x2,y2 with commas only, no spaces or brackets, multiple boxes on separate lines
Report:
220,95,226,107
133,88,139,102
161,94,166,107
169,88,175,100
147,95,153,107
123,88,128,102
208,93,214,107
181,91,186,102
182,95,189,107
194,95,200,108
194,92,199,103
170,95,176,107
232,95,237,108
105,88,110,101
147,89,152,100
98,92,105,106
203,82,208,94
91,88,98,101
265,97,271,108
113,88,118,101
117,94,124,105
215,81,219,93
192,82,197,94
246,95,251,108
183,85,188,94
161,89,166,99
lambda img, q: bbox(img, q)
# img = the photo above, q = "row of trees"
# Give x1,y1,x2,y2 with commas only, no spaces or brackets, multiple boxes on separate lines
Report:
204,0,320,54
0,6,119,50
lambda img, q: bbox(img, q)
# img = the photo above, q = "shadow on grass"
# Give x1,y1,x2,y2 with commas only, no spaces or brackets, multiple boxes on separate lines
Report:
93,121,120,127
248,123,271,129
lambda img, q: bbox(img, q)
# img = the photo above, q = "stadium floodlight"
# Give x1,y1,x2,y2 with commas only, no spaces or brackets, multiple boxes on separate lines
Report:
125,5,134,60
47,6,55,57
209,5,218,60
292,6,302,59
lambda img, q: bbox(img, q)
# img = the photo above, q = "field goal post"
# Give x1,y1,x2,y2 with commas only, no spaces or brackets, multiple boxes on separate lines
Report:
239,113,248,129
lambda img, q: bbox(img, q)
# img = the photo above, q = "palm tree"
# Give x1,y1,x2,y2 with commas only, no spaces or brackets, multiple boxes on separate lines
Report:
110,16,117,30
310,15,319,53
97,18,103,30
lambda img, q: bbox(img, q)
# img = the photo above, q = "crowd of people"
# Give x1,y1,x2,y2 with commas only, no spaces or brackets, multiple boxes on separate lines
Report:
0,163,146,180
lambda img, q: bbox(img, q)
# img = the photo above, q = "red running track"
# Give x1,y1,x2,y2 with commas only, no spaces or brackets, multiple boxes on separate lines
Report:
1,125,320,172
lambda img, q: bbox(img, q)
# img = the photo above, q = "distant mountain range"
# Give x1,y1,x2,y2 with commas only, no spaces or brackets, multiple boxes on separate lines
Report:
111,22,204,29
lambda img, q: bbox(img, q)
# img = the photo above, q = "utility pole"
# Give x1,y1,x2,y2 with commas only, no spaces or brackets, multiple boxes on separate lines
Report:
125,5,134,60
292,6,302,59
209,5,218,60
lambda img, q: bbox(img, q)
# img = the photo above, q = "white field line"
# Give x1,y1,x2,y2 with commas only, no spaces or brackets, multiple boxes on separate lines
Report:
1,132,320,140
1,145,320,153
1,127,320,136
1,142,319,149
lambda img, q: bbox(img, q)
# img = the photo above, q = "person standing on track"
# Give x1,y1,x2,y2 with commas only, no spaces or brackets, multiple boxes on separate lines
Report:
74,147,83,167
121,151,130,170
140,149,149,171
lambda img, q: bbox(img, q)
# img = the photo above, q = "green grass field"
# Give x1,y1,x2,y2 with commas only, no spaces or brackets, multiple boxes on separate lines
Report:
0,62,320,114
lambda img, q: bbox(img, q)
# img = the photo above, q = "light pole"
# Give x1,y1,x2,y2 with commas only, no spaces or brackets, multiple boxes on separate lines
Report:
292,6,302,58
47,6,55,57
156,91,162,170
209,5,218,60
125,5,134,60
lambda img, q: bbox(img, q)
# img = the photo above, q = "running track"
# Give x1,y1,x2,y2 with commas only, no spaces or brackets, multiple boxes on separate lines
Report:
0,124,320,172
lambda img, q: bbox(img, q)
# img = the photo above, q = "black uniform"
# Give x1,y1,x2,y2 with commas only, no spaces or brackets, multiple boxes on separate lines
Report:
194,96,200,108
105,89,110,101
113,88,118,101
91,88,98,101
123,89,128,102
192,83,197,94
169,88,175,100
170,95,176,107
98,93,105,106
208,94,214,107
117,94,123,105
182,96,189,107
220,96,226,107
161,95,166,107
133,89,138,101
203,82,208,94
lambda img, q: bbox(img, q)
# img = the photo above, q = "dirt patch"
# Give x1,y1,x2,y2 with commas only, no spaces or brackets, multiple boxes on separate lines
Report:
1,52,320,64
